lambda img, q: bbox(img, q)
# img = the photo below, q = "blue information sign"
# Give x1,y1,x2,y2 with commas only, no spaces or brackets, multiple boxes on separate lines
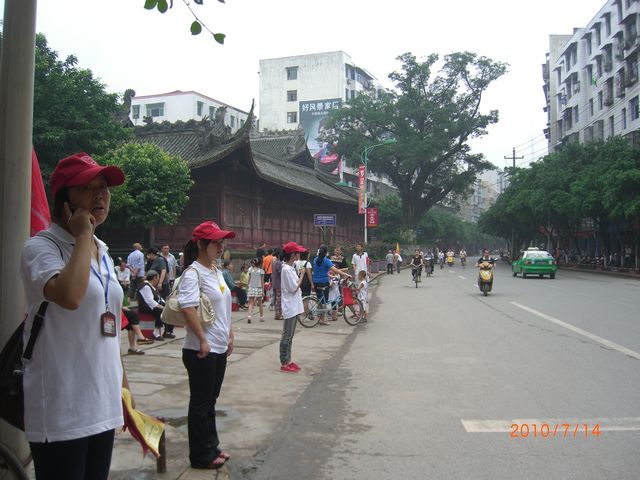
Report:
314,214,337,227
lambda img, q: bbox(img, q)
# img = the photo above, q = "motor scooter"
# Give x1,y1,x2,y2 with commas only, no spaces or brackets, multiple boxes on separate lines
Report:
446,254,454,267
477,260,495,296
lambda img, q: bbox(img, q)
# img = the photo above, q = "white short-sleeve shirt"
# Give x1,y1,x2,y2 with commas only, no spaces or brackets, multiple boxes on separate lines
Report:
352,252,369,274
280,264,304,319
20,224,124,442
178,262,232,354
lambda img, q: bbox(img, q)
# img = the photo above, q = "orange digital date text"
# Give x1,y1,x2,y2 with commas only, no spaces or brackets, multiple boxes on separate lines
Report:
510,423,601,439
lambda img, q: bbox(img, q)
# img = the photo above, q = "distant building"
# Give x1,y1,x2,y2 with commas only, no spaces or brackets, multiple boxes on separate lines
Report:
543,0,640,152
457,179,499,224
129,90,249,133
259,51,383,153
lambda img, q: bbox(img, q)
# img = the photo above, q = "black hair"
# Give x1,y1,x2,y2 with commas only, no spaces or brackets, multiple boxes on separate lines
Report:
52,187,70,221
147,246,159,255
316,245,328,266
267,249,273,255
223,260,232,268
182,239,212,268
300,251,309,260
282,251,294,262
273,247,283,261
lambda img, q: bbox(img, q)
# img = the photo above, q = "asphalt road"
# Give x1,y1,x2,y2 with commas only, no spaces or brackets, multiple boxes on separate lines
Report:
247,262,640,480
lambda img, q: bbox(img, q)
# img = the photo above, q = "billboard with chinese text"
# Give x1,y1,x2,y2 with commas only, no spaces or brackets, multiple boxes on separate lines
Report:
299,98,342,159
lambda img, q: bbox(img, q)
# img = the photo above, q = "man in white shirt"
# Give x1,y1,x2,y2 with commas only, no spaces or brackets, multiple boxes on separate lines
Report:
161,244,177,287
351,243,370,278
127,242,145,299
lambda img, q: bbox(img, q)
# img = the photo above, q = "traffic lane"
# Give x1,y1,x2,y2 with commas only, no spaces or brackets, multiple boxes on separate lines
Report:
328,271,640,479
491,263,640,354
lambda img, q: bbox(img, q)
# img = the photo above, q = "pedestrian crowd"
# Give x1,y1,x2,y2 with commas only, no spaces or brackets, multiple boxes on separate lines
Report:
14,151,375,479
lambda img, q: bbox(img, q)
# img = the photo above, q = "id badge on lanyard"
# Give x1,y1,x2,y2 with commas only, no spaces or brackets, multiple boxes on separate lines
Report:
91,255,116,337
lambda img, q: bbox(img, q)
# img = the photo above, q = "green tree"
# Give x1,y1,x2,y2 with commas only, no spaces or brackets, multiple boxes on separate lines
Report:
96,143,193,228
324,52,508,226
32,34,132,173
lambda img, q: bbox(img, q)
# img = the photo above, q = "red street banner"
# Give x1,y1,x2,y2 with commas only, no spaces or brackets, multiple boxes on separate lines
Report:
358,165,366,214
366,207,378,228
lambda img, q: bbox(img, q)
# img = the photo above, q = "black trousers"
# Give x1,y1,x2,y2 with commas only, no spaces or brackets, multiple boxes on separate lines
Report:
30,429,115,480
232,286,247,306
182,349,227,468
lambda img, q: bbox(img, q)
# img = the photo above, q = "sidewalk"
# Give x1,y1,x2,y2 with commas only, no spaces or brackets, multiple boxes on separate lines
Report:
110,275,381,480
558,264,640,280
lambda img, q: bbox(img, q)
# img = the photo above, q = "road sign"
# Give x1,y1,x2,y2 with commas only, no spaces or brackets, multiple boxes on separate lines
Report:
314,214,337,227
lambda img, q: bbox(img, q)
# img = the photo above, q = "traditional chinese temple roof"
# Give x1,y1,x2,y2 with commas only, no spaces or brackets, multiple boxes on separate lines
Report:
134,103,357,204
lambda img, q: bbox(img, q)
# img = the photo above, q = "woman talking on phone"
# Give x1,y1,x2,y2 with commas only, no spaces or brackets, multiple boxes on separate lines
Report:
20,153,131,480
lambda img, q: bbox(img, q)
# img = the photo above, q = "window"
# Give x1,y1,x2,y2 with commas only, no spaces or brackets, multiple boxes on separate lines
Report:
595,24,601,46
287,90,297,102
598,91,603,110
586,35,592,56
351,90,356,100
132,105,140,119
589,98,594,116
345,89,349,101
287,111,297,123
209,106,216,118
286,66,298,80
146,102,164,117
197,101,204,116
230,115,236,127
630,96,639,120
622,107,628,129
574,106,580,124
609,115,615,136
240,119,245,127
604,14,611,37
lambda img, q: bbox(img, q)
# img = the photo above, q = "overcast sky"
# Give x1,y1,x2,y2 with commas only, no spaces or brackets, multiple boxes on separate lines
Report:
2,0,606,169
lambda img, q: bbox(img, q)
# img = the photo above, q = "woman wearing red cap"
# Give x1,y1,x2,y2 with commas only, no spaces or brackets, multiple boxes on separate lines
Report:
178,221,235,470
20,153,130,479
279,242,307,373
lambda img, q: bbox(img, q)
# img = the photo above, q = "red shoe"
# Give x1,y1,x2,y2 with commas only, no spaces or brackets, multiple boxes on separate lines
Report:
280,364,299,373
289,362,301,371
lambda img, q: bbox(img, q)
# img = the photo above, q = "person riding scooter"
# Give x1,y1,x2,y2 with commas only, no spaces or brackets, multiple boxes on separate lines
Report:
446,249,455,267
475,249,496,296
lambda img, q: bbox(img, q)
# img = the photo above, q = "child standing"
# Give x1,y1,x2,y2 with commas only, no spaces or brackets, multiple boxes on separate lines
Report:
356,270,369,322
279,242,307,373
247,258,265,323
238,263,250,306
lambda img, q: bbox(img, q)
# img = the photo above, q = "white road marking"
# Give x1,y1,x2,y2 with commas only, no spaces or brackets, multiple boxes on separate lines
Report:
458,275,466,280
461,417,640,433
511,301,640,360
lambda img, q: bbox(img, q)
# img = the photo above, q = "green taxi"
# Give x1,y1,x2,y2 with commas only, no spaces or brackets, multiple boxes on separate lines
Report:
512,248,557,279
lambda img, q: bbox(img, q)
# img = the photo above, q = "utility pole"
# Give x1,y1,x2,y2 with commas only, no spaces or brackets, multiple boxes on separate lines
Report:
504,147,524,170
504,147,524,259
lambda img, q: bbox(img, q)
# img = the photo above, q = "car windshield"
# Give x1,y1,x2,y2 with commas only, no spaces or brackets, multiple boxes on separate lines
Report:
526,251,552,258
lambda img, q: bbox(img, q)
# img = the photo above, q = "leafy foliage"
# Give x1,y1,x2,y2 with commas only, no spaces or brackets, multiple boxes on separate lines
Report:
479,138,640,251
31,34,132,174
323,52,508,226
144,0,226,43
96,143,194,229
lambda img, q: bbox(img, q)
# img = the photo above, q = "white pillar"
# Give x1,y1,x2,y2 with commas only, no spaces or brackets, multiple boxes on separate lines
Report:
0,0,38,460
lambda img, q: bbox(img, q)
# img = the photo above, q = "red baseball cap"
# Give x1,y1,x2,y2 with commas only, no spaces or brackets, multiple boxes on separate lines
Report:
50,153,125,196
192,221,236,242
283,241,307,254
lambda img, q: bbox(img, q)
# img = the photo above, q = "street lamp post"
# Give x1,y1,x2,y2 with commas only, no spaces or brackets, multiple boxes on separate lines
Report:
360,138,397,245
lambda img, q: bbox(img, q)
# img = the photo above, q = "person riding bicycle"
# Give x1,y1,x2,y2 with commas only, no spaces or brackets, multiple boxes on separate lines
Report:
424,249,435,275
409,249,424,282
438,250,445,269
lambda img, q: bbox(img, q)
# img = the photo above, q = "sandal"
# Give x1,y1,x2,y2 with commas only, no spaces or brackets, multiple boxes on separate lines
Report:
128,348,145,355
194,455,226,470
218,451,231,460
137,338,154,345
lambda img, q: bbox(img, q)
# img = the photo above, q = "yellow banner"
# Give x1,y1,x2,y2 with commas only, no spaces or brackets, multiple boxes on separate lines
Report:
121,388,165,459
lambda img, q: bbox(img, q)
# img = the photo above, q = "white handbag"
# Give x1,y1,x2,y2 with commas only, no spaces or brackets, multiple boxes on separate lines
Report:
161,266,215,327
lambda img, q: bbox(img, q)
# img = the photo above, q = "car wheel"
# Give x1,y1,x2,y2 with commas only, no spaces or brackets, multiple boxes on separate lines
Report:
512,268,517,277
521,269,527,278
550,273,555,279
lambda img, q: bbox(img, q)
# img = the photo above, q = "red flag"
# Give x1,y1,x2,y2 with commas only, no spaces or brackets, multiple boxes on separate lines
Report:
30,148,51,236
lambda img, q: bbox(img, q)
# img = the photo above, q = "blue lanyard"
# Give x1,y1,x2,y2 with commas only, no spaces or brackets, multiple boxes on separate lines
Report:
90,255,111,312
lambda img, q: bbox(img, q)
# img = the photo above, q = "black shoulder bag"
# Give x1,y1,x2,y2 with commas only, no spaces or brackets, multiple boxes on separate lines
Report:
0,232,62,431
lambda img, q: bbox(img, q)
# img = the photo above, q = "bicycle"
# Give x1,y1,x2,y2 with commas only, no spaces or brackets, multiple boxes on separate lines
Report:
298,279,364,327
411,265,422,288
0,439,30,480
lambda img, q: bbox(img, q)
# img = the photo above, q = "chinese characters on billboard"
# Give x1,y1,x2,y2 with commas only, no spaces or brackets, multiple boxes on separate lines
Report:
300,98,342,174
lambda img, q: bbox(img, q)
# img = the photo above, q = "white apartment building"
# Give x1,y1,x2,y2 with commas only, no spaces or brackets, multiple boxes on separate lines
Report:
130,90,249,133
259,51,382,149
543,0,640,151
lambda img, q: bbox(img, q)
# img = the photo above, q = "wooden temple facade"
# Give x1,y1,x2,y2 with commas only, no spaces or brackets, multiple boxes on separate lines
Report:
103,106,362,254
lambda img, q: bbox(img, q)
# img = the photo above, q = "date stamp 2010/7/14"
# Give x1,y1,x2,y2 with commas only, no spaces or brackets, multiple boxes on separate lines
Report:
511,423,601,439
